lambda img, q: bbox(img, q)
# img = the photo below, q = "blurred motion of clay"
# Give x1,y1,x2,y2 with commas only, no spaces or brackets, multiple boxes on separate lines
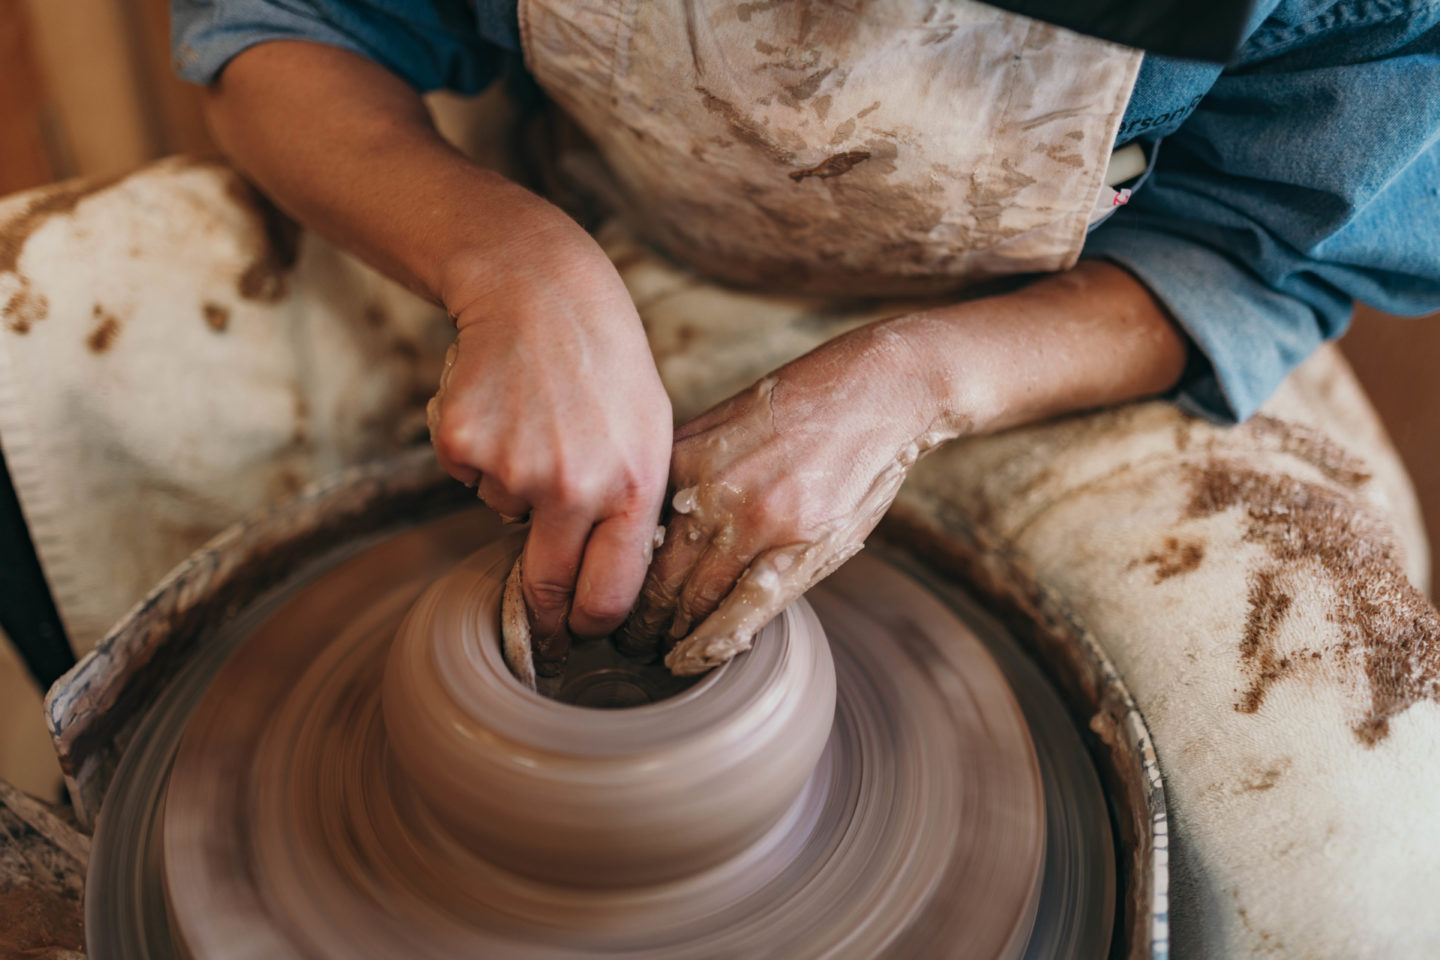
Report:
140,515,1088,959
384,535,836,888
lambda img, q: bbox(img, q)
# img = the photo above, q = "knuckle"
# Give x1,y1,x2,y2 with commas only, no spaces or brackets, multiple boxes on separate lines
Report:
749,487,796,530
614,469,663,513
626,460,666,496
493,465,531,499
551,467,604,512
578,591,633,626
432,418,477,465
491,456,542,500
526,578,574,612
681,580,728,619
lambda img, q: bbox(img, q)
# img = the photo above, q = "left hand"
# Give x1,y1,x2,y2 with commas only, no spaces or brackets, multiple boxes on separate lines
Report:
617,320,964,675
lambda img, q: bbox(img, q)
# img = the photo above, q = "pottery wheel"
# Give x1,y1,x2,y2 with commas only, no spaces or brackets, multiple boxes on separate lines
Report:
86,509,1116,959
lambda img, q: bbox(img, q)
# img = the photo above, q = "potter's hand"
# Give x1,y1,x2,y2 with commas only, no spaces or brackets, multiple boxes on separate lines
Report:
617,324,960,675
616,262,1191,676
429,220,672,672
203,42,672,672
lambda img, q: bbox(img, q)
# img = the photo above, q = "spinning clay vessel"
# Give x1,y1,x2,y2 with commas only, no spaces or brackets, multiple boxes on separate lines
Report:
382,535,838,888
75,460,1140,960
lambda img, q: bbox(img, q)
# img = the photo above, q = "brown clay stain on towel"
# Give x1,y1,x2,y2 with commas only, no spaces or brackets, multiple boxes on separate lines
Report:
85,305,122,353
1237,567,1295,714
1142,536,1206,582
1,175,124,334
1186,459,1440,746
203,302,231,332
0,175,122,280
1238,758,1290,793
4,287,48,334
224,173,301,303
1244,414,1372,489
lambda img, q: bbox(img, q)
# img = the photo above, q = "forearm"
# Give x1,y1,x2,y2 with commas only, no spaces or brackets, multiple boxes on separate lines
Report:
894,260,1189,437
203,41,576,308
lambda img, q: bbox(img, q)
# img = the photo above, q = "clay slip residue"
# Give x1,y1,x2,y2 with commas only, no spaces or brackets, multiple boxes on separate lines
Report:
1245,414,1371,488
203,302,231,332
790,150,872,182
1185,458,1440,746
1238,758,1290,793
224,174,301,303
1,175,122,333
86,305,122,353
4,288,48,334
0,176,121,279
1142,536,1205,583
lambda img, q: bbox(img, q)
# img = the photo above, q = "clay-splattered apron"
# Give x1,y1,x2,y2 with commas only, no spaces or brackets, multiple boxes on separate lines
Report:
519,0,1143,294
1,3,1139,655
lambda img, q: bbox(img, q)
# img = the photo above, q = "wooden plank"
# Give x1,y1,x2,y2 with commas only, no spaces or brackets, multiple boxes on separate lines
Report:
1342,306,1440,596
129,0,216,156
21,0,159,179
0,2,58,193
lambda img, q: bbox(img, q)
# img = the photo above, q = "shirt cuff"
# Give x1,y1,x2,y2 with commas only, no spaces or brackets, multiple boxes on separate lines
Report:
171,0,496,92
173,4,373,86
1082,223,1342,425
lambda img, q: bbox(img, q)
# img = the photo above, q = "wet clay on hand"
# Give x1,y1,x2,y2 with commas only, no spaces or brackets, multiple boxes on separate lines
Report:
621,323,967,676
499,558,536,690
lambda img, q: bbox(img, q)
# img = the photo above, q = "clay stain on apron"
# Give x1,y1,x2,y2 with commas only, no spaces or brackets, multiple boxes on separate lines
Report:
697,88,797,164
789,149,872,181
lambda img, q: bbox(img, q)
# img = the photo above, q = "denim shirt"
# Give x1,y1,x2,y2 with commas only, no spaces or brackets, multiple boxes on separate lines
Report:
172,0,1440,423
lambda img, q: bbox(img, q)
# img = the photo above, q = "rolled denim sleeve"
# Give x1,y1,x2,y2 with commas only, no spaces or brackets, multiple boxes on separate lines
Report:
172,0,506,93
1085,9,1440,423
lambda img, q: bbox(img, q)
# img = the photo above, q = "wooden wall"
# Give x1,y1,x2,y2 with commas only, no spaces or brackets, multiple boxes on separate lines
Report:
0,0,211,195
1342,309,1440,596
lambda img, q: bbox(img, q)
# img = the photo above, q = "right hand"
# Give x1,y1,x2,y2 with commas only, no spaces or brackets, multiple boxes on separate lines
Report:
429,212,672,673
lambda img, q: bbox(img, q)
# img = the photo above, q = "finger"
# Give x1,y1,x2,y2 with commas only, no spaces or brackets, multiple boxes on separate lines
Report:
664,544,806,677
667,541,758,643
499,558,537,691
520,507,593,675
427,342,482,486
569,508,661,640
477,474,530,523
432,441,481,487
614,513,710,660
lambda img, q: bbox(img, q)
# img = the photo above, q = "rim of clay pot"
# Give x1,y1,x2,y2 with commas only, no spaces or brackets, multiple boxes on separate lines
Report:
385,534,824,761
